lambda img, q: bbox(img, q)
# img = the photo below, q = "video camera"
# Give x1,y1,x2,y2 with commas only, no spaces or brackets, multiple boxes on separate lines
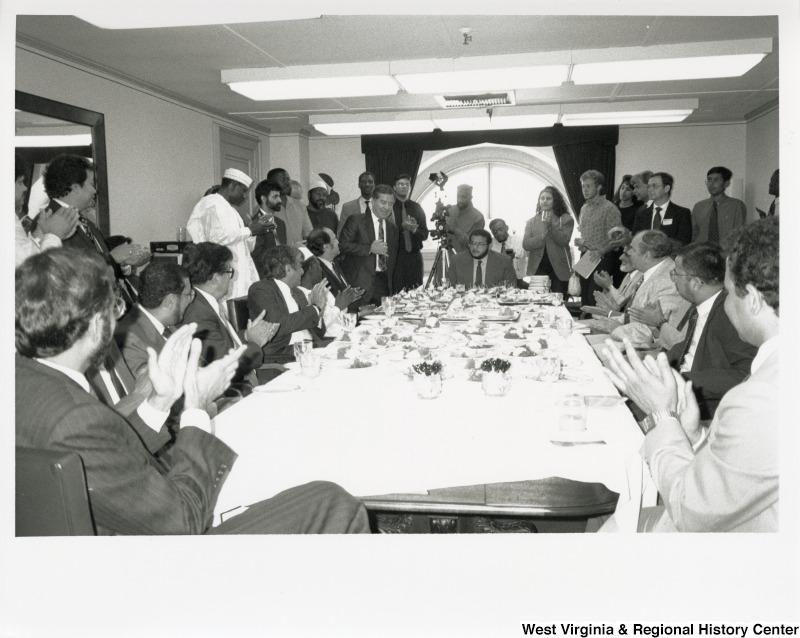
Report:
427,171,452,249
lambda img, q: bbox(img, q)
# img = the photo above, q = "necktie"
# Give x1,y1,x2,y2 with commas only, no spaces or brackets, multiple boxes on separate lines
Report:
652,206,662,229
619,274,643,311
708,201,720,244
79,215,105,254
474,259,483,288
218,301,241,345
768,200,776,216
365,201,372,216
501,242,507,255
678,307,700,368
377,220,388,271
401,202,412,253
162,325,174,340
332,260,348,286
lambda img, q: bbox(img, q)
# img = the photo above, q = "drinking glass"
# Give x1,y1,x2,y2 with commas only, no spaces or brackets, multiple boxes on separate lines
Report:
559,394,587,431
340,313,357,332
538,353,561,383
556,317,572,338
298,351,321,378
381,296,396,318
292,339,313,360
176,227,187,242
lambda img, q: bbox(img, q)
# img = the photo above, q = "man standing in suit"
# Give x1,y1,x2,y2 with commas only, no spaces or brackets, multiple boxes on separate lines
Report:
631,172,692,246
338,171,375,236
115,260,195,379
339,184,399,306
691,167,747,245
391,173,429,291
601,217,779,532
181,242,278,391
15,247,370,535
447,229,517,289
248,245,330,360
250,179,287,278
266,167,313,246
44,154,149,308
661,243,756,420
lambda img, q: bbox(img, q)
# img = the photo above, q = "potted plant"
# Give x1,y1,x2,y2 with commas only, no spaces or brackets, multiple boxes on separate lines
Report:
411,360,443,399
480,358,512,397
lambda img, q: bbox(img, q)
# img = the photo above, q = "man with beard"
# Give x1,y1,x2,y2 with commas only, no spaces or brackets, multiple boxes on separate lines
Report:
15,247,371,535
338,171,375,236
447,184,485,254
266,167,313,246
391,173,429,291
488,218,527,283
447,229,516,289
306,177,339,233
250,179,287,278
187,168,272,300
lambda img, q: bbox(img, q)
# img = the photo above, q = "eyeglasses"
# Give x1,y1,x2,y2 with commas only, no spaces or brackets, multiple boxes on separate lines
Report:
669,269,693,281
469,242,488,248
223,268,235,278
179,289,196,300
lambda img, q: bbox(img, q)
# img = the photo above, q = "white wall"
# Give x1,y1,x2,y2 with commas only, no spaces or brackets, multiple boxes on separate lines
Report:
744,107,779,219
16,46,270,246
616,122,747,211
268,133,310,192
309,136,366,206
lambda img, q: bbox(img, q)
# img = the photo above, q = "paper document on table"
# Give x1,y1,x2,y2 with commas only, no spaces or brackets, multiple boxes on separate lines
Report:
573,252,601,279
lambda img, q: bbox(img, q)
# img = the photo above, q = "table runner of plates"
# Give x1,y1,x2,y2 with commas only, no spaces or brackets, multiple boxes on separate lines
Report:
212,287,655,529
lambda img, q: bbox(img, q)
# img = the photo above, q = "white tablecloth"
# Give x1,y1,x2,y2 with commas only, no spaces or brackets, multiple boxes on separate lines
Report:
212,305,656,530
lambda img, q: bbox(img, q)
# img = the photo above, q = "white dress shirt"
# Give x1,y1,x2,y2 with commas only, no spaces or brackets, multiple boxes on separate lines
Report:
651,200,672,228
371,215,387,272
274,279,314,344
195,288,242,347
679,291,720,372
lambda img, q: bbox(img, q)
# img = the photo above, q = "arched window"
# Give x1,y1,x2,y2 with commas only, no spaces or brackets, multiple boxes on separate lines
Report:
411,144,577,254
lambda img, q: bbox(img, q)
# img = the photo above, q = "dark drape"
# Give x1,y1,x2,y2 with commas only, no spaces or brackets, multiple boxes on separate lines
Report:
364,148,424,190
361,125,618,212
553,139,617,219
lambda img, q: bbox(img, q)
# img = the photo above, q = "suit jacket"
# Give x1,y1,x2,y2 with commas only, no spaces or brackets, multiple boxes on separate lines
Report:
337,198,367,236
522,213,574,281
392,199,429,253
339,211,398,302
642,343,778,532
247,277,326,357
301,256,349,298
15,355,236,535
610,258,691,349
665,291,757,420
447,250,517,289
50,200,113,266
179,291,263,386
114,305,166,378
250,210,287,279
631,200,692,246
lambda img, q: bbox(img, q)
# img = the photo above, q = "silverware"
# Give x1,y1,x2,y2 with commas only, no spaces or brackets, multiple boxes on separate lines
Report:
549,440,607,447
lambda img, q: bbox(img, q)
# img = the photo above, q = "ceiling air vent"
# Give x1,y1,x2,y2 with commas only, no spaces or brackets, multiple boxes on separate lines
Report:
435,92,516,109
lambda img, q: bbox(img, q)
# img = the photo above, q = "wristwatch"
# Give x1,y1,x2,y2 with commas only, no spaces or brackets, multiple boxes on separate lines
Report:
640,410,679,434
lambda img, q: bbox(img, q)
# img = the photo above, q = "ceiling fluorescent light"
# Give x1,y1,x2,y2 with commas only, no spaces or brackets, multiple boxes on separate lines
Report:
310,113,434,136
561,110,693,126
75,3,321,29
433,108,557,131
223,63,398,101
573,53,765,85
15,134,93,147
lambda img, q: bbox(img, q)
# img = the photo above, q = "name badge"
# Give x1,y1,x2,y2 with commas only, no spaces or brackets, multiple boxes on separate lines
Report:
662,218,673,226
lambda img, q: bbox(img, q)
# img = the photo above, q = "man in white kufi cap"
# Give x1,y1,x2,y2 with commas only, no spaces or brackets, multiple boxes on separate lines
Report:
187,168,273,300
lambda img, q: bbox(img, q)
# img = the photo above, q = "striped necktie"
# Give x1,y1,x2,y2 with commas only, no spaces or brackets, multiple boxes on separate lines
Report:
708,201,720,244
79,215,105,254
678,307,700,368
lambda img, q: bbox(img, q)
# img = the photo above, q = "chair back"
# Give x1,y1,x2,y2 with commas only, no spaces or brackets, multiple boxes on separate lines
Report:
226,296,250,332
16,447,96,536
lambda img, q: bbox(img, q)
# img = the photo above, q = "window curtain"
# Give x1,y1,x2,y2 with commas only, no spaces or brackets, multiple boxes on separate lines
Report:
553,139,617,219
362,125,618,213
364,148,424,191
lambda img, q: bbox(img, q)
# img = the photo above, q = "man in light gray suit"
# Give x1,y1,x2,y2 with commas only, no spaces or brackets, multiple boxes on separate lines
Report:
337,171,375,236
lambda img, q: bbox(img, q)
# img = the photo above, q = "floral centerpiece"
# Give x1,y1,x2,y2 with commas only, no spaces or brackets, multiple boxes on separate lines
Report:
480,358,512,397
411,360,443,399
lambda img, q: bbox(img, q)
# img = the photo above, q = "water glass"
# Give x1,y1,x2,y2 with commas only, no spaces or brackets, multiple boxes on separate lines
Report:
298,351,321,378
176,227,187,242
381,296,396,318
559,394,587,432
414,372,442,399
340,313,357,332
551,292,564,306
292,339,313,360
538,353,561,383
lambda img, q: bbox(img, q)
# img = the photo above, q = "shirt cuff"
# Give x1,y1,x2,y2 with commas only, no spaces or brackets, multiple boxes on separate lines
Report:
180,408,213,435
138,400,170,433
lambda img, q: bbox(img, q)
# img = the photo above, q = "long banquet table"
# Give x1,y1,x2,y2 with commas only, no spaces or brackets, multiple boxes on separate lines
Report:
212,288,656,532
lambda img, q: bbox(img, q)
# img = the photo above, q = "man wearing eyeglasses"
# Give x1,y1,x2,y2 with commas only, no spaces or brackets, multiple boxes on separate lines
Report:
447,229,517,289
658,243,756,420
